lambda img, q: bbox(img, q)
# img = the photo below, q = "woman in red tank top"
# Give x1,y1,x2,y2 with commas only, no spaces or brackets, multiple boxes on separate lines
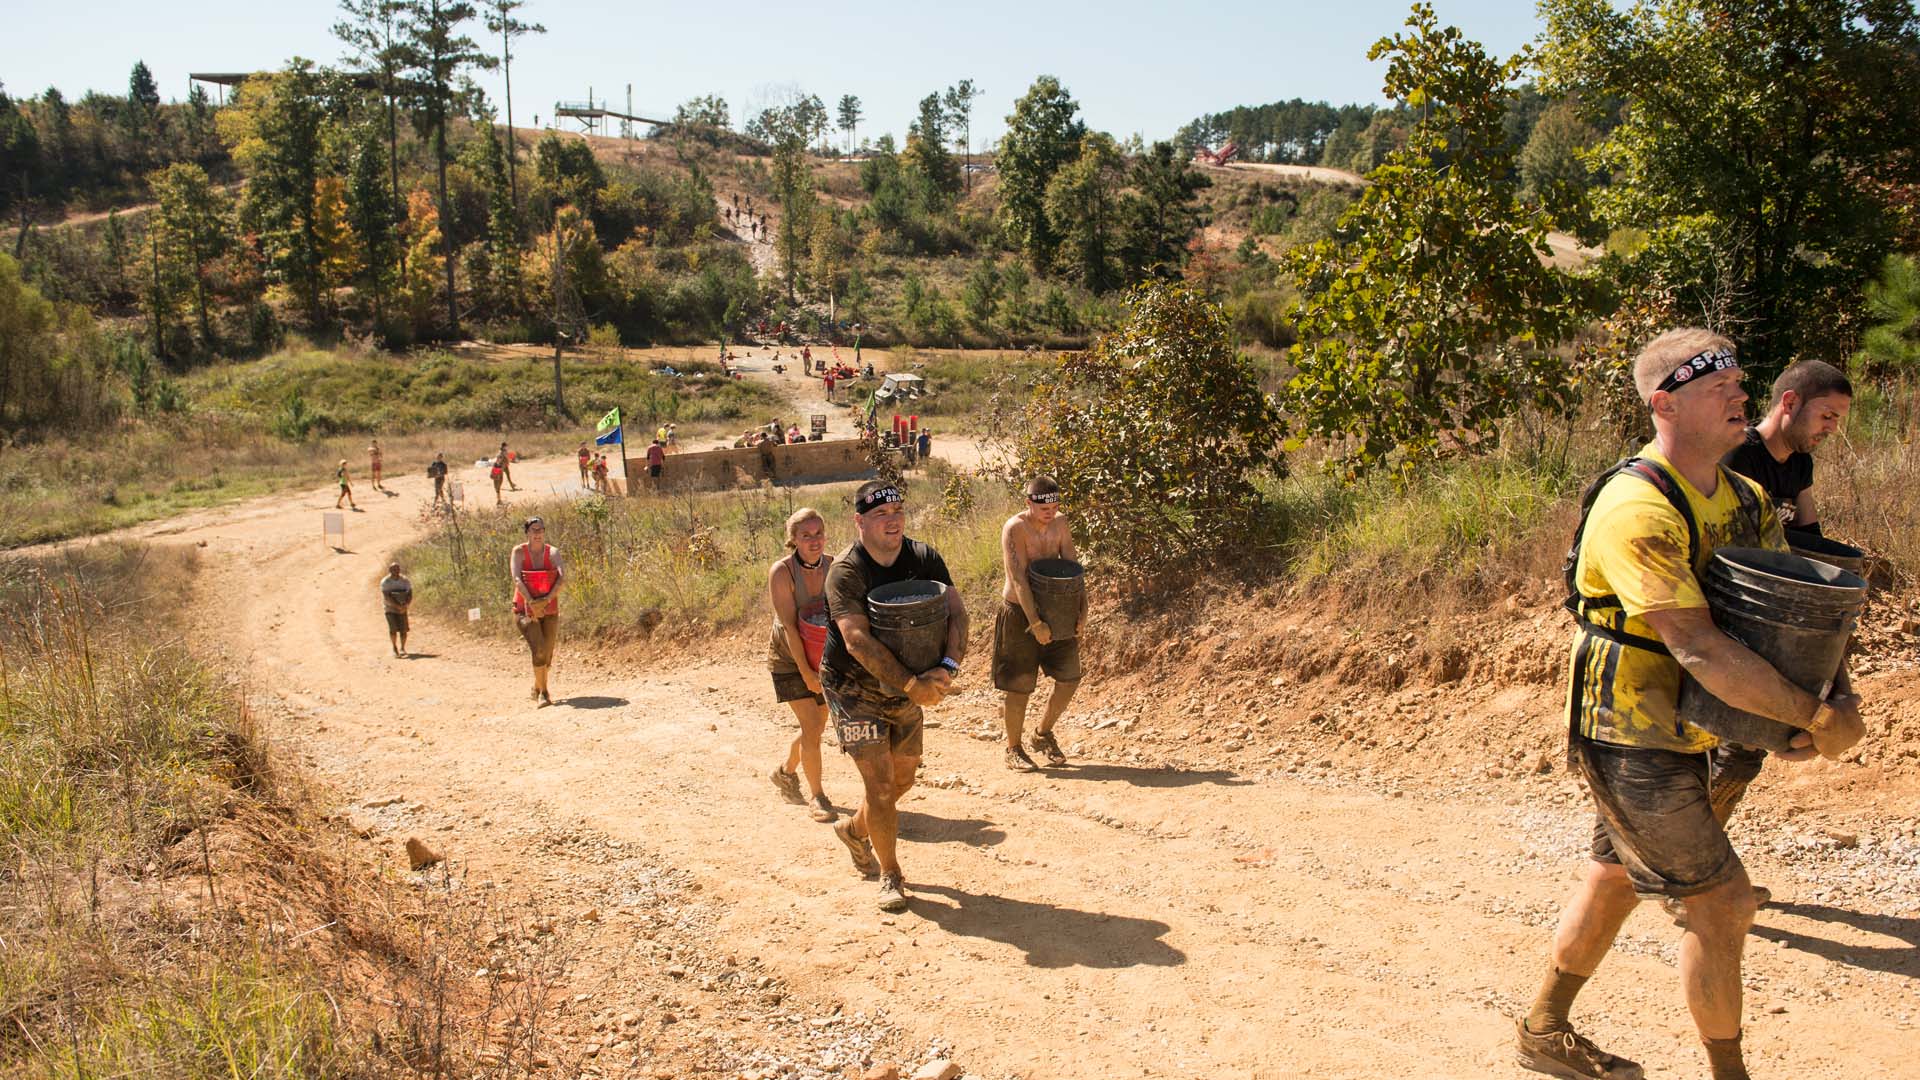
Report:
511,516,564,705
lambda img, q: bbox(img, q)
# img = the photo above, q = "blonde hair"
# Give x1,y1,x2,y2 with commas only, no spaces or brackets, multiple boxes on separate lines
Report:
784,507,825,550
1632,327,1735,403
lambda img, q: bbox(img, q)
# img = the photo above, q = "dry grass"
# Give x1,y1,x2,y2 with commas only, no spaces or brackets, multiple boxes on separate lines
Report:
0,543,572,1078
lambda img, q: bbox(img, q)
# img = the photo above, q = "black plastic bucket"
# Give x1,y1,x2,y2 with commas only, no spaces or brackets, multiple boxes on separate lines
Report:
866,580,949,674
1677,547,1867,752
1027,558,1086,640
1787,534,1867,578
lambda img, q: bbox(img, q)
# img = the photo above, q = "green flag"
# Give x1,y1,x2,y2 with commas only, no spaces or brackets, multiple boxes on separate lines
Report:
596,406,621,433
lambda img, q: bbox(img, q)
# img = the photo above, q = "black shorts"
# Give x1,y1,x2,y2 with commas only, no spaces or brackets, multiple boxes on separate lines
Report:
822,673,923,759
385,611,410,634
771,670,824,705
649,463,662,477
992,602,1083,694
1573,736,1741,898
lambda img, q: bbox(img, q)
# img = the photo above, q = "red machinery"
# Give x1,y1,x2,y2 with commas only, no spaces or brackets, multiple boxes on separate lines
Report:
1194,140,1242,166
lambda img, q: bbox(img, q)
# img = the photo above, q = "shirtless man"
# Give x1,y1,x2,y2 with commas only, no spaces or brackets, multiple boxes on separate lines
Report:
368,438,386,492
994,475,1084,771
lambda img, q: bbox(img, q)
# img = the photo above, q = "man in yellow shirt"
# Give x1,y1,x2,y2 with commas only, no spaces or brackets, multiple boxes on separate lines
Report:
1516,329,1865,1080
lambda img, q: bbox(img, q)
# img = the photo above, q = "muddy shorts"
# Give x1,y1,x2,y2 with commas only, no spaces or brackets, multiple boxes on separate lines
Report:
992,601,1083,695
385,611,410,634
1573,736,1741,898
822,675,923,759
517,612,559,668
771,670,825,705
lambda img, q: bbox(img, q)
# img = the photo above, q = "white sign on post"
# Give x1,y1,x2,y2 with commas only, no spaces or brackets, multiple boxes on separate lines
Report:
449,480,465,503
467,607,482,622
322,512,346,549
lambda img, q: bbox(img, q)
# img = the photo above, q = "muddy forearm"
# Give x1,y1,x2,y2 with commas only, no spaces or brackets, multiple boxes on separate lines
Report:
944,593,969,665
846,625,916,691
1669,626,1821,728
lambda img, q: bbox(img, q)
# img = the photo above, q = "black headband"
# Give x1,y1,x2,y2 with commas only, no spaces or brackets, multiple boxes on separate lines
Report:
1656,346,1740,395
1028,492,1061,504
855,486,904,514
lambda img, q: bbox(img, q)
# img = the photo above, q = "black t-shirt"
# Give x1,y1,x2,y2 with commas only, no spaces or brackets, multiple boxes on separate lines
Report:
821,537,954,692
1722,427,1813,529
427,460,448,480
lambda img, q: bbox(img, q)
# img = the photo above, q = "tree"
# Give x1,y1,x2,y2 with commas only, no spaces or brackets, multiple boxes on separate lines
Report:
401,188,444,332
0,252,115,431
962,255,1002,329
475,115,522,311
1119,141,1210,283
902,93,960,203
1517,98,1597,203
1008,283,1279,572
754,97,825,300
1539,0,1920,378
333,0,410,227
230,65,329,322
483,0,545,207
148,162,231,345
1284,4,1597,478
1,86,41,257
399,0,498,335
1044,133,1123,293
941,79,983,191
998,76,1085,270
1856,253,1920,377
837,94,862,153
314,176,360,314
346,122,400,329
129,62,161,110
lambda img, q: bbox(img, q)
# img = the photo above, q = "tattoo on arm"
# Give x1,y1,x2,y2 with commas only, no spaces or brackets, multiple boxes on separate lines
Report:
841,615,915,692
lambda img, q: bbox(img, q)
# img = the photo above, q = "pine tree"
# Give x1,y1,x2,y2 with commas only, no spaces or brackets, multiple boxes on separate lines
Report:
347,124,399,331
149,162,231,347
482,0,545,206
398,0,498,336
477,117,522,311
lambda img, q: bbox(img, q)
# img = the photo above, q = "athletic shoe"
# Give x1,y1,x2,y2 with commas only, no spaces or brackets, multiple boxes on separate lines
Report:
833,820,881,878
808,791,838,824
1005,747,1041,772
770,767,805,806
1031,731,1067,766
1515,1020,1645,1079
877,871,909,912
1661,885,1772,928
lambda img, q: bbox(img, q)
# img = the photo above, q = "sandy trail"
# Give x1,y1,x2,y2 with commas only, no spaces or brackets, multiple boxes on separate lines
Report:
49,456,1918,1079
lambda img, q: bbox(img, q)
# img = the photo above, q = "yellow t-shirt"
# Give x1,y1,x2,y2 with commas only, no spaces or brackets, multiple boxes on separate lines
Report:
1567,444,1785,753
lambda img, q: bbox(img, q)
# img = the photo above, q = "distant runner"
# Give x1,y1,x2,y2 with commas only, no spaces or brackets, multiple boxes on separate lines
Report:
368,438,385,492
428,452,449,506
995,476,1084,770
380,562,413,658
490,448,508,505
335,460,359,511
511,517,564,707
767,508,839,823
578,442,593,487
821,481,969,911
646,438,666,487
498,441,521,491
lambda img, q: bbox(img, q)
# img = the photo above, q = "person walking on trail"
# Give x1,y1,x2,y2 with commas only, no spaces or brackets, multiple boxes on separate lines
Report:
820,481,969,912
511,517,564,707
646,438,666,487
428,452,449,507
335,460,360,511
1517,328,1866,1080
1723,359,1852,544
767,508,839,823
380,562,413,658
1701,359,1856,919
490,450,508,505
578,442,593,487
498,441,521,491
591,452,611,494
917,428,931,462
368,438,385,492
995,476,1084,771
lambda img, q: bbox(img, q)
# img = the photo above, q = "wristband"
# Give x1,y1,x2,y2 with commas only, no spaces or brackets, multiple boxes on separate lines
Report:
939,656,960,674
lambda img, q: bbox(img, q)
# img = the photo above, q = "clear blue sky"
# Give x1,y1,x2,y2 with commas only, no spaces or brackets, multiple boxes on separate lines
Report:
2,0,1544,146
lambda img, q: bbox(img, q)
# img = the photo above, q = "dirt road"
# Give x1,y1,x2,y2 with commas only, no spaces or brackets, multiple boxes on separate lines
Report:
69,459,1919,1079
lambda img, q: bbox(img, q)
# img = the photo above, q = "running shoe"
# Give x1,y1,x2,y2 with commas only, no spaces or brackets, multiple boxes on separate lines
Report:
833,820,881,878
1515,1021,1645,1079
1031,731,1067,766
1005,746,1041,772
877,871,909,912
809,791,837,823
770,767,805,806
